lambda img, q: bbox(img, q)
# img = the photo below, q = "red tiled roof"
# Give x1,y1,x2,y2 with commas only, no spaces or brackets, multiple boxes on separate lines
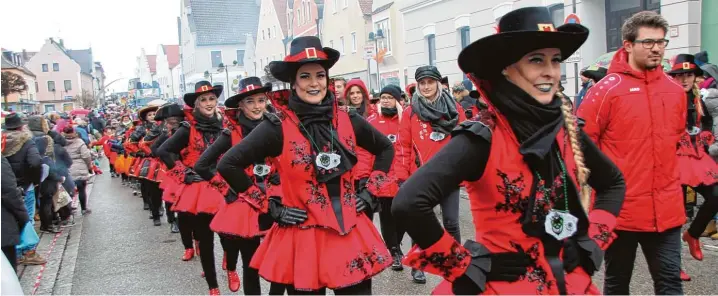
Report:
358,0,373,15
162,45,180,69
273,0,288,37
147,55,157,74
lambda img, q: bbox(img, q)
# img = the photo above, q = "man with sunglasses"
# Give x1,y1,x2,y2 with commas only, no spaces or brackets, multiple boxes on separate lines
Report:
578,11,686,295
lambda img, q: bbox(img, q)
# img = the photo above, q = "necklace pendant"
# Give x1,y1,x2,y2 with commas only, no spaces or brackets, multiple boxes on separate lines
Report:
429,131,446,142
316,152,341,170
544,209,577,240
253,164,271,177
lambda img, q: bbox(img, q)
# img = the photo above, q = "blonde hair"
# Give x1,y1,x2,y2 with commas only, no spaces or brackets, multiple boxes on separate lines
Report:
559,93,591,213
693,82,703,117
376,101,403,123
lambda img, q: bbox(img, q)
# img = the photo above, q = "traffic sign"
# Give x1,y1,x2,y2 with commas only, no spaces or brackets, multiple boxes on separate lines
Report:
564,50,581,63
363,45,375,60
565,13,580,24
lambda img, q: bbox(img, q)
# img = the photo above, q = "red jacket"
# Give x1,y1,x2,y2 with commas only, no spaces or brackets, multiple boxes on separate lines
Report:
577,48,686,232
354,107,402,197
396,101,466,181
343,79,376,118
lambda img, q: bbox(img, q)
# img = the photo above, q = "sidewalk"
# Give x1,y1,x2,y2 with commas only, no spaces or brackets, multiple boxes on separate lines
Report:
17,177,95,295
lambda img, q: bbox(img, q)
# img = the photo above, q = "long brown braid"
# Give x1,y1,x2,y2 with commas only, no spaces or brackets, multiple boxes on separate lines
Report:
693,82,703,118
559,93,591,213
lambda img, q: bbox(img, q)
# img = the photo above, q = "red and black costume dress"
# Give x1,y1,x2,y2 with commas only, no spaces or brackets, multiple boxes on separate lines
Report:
138,119,165,223
157,105,224,291
153,103,187,234
195,107,281,294
354,103,404,268
392,78,626,295
216,90,395,293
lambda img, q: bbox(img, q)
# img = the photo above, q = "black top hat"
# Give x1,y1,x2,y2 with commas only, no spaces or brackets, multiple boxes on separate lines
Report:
458,6,588,80
668,54,703,76
225,77,273,108
582,67,608,82
269,36,340,83
155,103,185,121
183,81,223,107
4,113,24,130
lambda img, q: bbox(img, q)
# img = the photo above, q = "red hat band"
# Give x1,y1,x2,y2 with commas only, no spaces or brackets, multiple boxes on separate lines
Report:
284,47,329,62
196,84,215,93
672,62,697,72
240,84,262,94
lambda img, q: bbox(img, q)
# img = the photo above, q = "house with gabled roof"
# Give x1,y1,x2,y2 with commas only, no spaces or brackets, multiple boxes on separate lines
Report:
24,38,96,112
1,51,38,112
254,0,289,87
178,0,261,102
156,44,182,101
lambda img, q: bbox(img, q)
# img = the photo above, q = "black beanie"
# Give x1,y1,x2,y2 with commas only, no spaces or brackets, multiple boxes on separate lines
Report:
380,85,402,100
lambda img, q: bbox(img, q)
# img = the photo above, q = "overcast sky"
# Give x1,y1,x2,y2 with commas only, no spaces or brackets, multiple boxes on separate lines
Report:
2,0,180,93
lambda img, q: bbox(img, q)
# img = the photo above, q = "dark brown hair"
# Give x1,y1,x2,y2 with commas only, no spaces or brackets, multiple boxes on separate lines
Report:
621,11,668,42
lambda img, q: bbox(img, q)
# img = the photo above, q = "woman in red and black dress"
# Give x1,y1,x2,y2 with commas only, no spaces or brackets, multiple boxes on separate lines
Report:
134,103,161,216
354,84,404,270
195,77,283,295
217,36,394,294
392,7,626,294
137,101,167,226
152,103,185,233
668,54,718,263
158,82,225,295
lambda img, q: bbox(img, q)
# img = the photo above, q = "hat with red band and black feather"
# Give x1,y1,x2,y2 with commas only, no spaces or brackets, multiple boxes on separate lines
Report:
225,77,272,108
183,80,224,107
268,36,340,83
668,54,703,76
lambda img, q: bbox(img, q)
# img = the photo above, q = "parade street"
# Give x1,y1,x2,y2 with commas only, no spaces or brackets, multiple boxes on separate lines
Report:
17,159,718,295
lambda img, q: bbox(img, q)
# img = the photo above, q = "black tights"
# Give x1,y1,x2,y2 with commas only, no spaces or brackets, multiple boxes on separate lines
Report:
177,212,195,249
377,198,402,251
686,184,718,238
165,202,176,224
178,212,218,288
220,235,263,294
282,279,372,295
145,181,163,219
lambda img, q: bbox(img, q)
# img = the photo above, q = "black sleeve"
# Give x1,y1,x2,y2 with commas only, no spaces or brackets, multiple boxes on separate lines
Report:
25,141,42,169
217,120,283,194
701,99,713,133
1,157,29,227
130,126,146,142
392,125,490,249
579,131,626,216
150,132,169,157
195,131,232,180
157,125,190,169
144,125,162,141
350,113,394,173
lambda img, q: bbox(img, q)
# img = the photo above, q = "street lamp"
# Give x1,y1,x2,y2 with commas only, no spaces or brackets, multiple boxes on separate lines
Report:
368,28,385,90
203,70,213,83
315,0,325,38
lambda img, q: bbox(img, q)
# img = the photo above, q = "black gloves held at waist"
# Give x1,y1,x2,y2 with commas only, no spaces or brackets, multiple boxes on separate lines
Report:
268,197,308,226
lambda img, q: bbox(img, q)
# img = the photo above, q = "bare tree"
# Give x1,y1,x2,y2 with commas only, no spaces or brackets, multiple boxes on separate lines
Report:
74,90,96,109
1,71,28,111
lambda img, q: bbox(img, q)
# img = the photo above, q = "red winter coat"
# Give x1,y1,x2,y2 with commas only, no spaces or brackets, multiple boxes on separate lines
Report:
343,79,376,118
395,100,466,181
355,107,402,197
577,48,686,232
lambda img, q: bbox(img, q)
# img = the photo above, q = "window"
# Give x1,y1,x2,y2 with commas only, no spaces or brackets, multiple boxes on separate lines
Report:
343,0,348,8
459,27,471,49
53,63,59,71
64,80,72,91
236,50,245,65
333,0,337,13
351,32,357,52
375,18,392,53
305,1,310,23
210,50,222,67
427,34,436,66
47,81,56,92
605,0,660,52
42,64,48,72
340,36,345,54
44,105,55,112
298,8,302,25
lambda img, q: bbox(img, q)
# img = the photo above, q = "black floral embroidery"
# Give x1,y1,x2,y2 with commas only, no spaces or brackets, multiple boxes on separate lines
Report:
510,242,554,294
208,177,229,195
346,247,388,276
591,223,612,248
495,170,529,216
245,188,265,209
289,141,313,171
531,175,564,223
344,137,356,153
305,181,329,209
342,178,355,206
679,133,691,148
708,171,718,180
367,172,388,194
472,108,496,130
406,240,470,279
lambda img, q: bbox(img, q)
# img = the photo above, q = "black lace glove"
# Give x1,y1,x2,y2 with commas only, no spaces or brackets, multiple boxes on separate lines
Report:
452,240,532,295
268,197,308,226
183,169,204,184
268,172,280,185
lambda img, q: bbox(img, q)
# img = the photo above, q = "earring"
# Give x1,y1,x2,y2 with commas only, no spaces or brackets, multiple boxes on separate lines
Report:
501,70,508,76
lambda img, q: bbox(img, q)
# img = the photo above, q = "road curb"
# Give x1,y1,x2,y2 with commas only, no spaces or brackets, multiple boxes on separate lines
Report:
52,183,90,295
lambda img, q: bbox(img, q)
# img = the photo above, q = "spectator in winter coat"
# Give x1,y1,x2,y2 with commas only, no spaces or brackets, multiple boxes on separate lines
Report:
1,156,29,273
27,116,62,233
343,78,375,117
0,113,45,265
577,11,686,294
64,127,93,215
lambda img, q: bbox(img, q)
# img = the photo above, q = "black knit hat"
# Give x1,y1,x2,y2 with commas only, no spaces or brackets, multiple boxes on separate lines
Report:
415,65,442,81
379,85,402,100
3,113,23,130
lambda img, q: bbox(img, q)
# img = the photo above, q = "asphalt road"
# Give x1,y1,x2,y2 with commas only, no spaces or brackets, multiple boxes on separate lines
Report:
70,167,718,294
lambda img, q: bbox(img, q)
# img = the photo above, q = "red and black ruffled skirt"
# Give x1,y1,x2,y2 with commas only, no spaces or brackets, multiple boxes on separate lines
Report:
678,154,718,187
249,214,391,290
210,198,266,238
171,181,224,214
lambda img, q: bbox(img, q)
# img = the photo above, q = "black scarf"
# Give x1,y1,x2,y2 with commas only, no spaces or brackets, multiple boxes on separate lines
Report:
237,112,262,138
352,100,367,117
381,107,398,118
192,109,223,143
288,92,357,183
686,90,697,129
411,88,459,135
